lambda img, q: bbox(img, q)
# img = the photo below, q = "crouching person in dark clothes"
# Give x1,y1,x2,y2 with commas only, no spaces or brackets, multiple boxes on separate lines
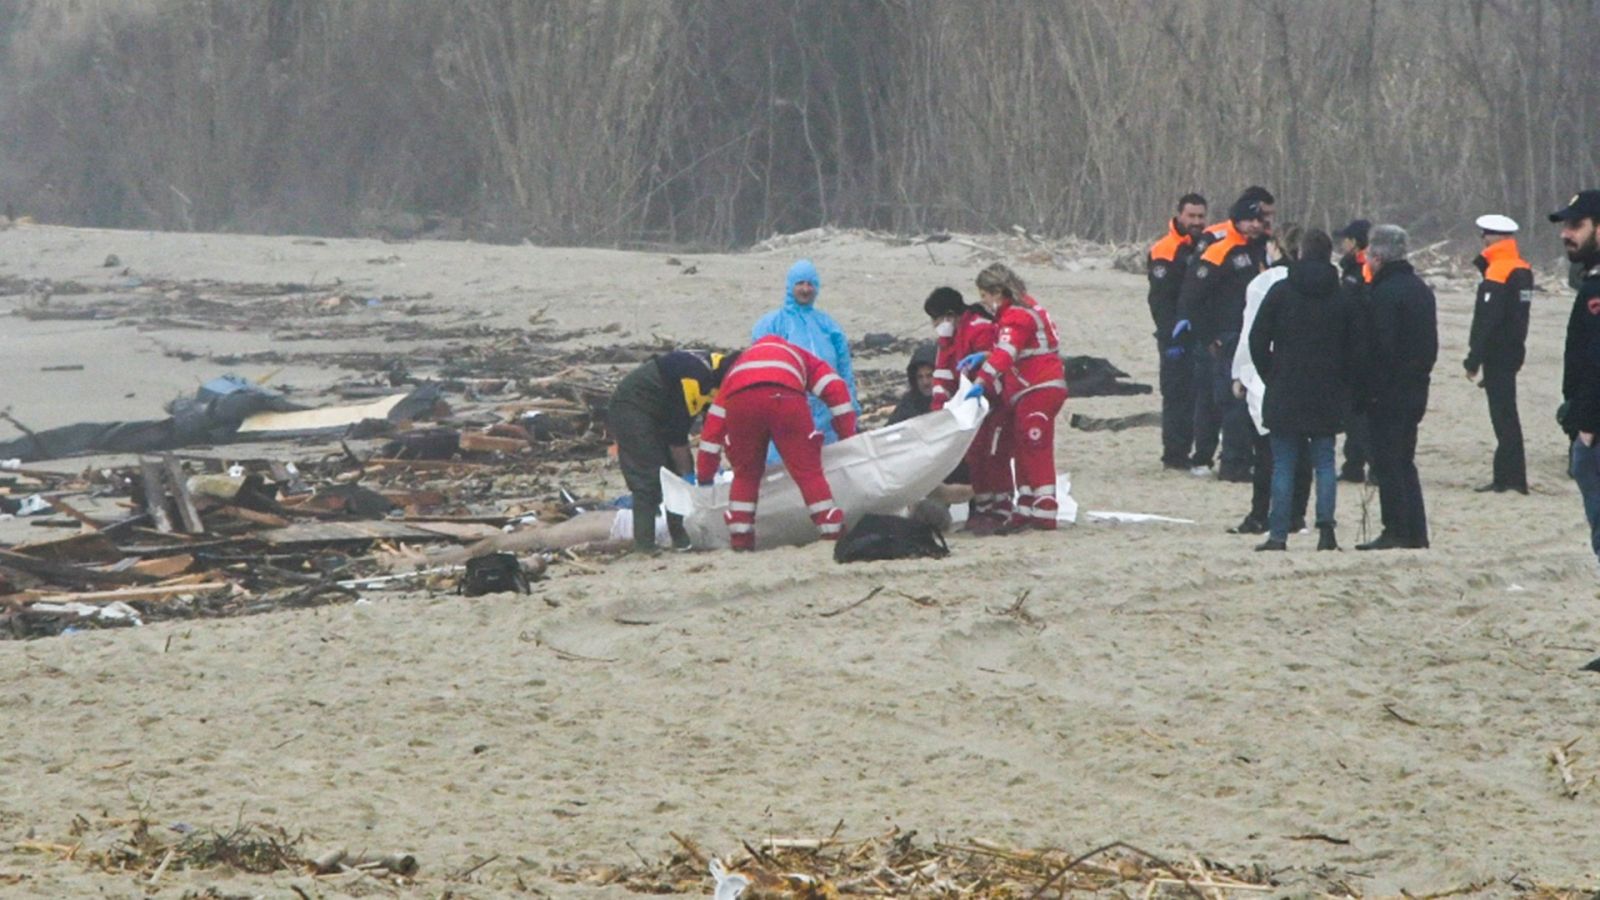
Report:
1357,225,1438,551
607,350,730,550
1249,229,1356,551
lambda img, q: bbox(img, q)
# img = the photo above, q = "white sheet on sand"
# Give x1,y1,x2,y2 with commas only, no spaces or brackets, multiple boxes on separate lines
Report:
661,380,989,550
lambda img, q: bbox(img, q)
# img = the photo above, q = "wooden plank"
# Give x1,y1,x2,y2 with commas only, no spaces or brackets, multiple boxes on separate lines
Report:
138,457,174,534
8,532,121,563
0,548,153,587
213,506,291,528
162,454,205,535
25,582,229,606
459,431,528,454
129,554,194,579
44,497,103,531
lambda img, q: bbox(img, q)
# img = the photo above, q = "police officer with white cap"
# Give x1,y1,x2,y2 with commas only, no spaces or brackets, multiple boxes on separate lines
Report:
1463,213,1534,493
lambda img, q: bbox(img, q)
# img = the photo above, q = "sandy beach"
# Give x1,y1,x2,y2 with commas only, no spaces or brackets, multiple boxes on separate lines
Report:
1,223,1597,898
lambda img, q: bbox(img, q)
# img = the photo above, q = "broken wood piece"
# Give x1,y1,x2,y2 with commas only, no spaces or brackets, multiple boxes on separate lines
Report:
0,548,153,587
213,505,291,529
138,457,174,534
1551,739,1583,798
162,454,204,534
459,431,528,454
24,582,228,606
44,497,103,531
129,554,194,579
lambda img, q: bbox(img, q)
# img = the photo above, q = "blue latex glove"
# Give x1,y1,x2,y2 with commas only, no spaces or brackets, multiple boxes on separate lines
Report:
1163,344,1185,360
683,471,697,486
957,352,987,373
963,383,986,400
1170,319,1191,341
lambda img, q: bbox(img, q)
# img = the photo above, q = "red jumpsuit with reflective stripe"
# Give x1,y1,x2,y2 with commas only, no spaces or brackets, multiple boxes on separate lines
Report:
696,336,858,550
972,294,1068,529
932,309,1013,520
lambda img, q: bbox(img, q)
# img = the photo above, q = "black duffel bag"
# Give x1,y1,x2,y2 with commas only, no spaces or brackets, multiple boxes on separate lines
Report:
832,513,949,563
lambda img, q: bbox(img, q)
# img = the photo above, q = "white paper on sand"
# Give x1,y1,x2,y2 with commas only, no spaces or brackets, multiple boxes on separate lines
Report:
662,379,988,549
1084,510,1195,525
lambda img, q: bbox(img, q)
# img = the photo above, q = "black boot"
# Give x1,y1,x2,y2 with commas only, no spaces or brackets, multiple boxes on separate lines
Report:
1255,537,1286,551
1317,524,1338,551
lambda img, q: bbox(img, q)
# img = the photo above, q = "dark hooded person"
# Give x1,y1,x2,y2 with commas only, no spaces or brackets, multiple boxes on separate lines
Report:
607,350,730,550
1463,213,1533,494
1248,229,1355,551
888,343,938,425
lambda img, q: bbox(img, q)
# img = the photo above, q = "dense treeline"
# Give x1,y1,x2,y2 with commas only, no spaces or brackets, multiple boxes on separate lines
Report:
0,0,1596,248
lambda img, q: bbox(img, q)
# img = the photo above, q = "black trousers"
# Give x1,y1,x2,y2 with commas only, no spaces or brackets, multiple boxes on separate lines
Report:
608,368,689,549
1191,351,1220,467
1158,343,1195,466
1342,411,1370,478
1369,390,1429,547
1481,364,1526,489
1248,431,1311,525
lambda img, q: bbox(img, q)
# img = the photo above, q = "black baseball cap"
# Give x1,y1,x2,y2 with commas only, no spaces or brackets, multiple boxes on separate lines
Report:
1334,219,1371,244
1549,190,1600,223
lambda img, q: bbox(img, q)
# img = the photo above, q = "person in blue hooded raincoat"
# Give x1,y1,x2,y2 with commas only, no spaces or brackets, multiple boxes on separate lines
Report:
751,259,858,463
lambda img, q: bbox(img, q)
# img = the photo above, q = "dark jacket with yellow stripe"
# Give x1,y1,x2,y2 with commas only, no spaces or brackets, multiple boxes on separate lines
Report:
1464,238,1533,374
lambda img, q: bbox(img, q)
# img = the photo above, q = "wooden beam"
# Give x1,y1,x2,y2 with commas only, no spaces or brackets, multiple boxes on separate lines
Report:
162,454,205,535
138,457,174,534
24,582,229,606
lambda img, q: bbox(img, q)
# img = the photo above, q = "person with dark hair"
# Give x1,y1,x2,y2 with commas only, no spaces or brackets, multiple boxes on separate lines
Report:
1356,225,1437,551
1173,187,1273,481
925,286,1010,527
1229,224,1311,536
1551,190,1600,568
1148,193,1207,470
1249,228,1355,551
1463,213,1533,494
962,263,1068,531
889,342,938,425
1335,219,1372,287
607,349,733,550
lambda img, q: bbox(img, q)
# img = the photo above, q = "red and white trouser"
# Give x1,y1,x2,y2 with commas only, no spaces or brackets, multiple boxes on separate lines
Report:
969,408,1014,520
719,386,844,550
1003,384,1067,530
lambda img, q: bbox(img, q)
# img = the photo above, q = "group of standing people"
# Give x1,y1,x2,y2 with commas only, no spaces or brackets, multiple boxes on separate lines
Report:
607,258,1069,551
1145,185,1600,566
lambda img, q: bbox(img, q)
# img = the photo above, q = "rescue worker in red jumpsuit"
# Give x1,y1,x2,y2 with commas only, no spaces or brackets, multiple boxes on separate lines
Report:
695,335,858,551
959,263,1068,532
924,285,1014,532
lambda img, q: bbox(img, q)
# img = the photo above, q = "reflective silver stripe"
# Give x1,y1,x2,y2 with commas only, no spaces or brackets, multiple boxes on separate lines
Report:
728,501,757,512
981,362,999,378
811,372,842,396
708,404,725,418
736,359,804,382
1030,507,1057,519
1011,378,1068,400
931,386,949,396
1017,347,1055,358
1035,484,1056,497
828,402,853,416
994,341,1018,356
932,368,954,379
807,500,836,513
1017,303,1056,351
817,522,843,534
728,522,754,533
698,441,721,454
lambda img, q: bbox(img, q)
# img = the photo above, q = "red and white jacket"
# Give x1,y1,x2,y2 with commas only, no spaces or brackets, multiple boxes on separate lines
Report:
696,336,858,479
973,294,1067,404
931,309,997,411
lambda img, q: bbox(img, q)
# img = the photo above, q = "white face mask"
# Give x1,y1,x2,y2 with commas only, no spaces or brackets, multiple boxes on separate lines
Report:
935,321,955,338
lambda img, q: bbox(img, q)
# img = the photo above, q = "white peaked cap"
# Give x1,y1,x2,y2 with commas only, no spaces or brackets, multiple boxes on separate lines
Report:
1475,213,1519,234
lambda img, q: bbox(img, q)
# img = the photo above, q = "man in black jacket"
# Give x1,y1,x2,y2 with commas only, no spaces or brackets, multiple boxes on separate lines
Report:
1356,225,1438,550
1147,193,1207,469
1335,218,1374,483
1463,213,1533,494
1248,229,1353,551
1552,190,1600,567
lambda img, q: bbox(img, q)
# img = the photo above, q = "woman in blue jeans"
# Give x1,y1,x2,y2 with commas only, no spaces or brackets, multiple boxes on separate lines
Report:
1248,229,1357,550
